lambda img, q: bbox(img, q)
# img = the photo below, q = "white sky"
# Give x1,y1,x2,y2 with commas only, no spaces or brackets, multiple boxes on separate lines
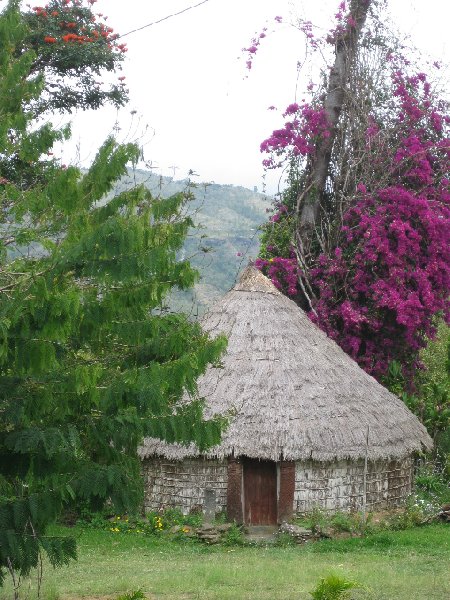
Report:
4,0,450,193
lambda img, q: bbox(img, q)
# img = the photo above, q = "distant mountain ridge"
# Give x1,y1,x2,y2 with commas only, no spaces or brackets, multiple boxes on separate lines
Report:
116,169,272,314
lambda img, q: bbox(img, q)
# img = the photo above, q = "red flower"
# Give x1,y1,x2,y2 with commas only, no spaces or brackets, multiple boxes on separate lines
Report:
44,36,57,43
62,33,78,42
33,7,47,17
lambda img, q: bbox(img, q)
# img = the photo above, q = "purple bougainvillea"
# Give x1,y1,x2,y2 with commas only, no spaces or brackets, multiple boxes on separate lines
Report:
311,184,449,378
257,15,450,382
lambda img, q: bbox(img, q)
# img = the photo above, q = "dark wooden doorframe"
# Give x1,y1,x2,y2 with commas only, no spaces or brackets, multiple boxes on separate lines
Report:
243,458,277,525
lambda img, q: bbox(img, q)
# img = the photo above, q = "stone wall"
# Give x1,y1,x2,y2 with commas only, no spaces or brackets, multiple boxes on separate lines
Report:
142,455,414,518
142,457,228,516
294,457,413,513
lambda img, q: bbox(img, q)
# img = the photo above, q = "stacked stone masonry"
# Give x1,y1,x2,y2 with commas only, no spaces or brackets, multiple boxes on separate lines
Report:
142,457,228,515
294,458,413,512
142,456,413,517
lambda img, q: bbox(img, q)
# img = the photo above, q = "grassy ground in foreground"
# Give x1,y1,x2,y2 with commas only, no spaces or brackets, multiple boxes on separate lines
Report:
1,524,448,600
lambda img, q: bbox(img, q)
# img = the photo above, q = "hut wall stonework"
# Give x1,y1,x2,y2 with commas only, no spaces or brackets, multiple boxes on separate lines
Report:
142,455,414,517
294,457,413,512
142,457,228,515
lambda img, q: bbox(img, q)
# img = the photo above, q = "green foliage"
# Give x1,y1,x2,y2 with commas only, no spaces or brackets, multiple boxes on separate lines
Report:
221,523,245,547
116,590,145,600
274,531,296,548
296,505,327,533
329,513,355,534
385,496,428,531
419,322,450,393
259,210,295,261
78,507,204,537
159,507,203,530
414,462,450,505
259,163,301,261
0,4,226,590
294,500,443,539
310,574,360,600
383,322,450,445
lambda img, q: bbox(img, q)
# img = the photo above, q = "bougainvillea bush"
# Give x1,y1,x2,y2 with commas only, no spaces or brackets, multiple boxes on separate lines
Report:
256,2,450,383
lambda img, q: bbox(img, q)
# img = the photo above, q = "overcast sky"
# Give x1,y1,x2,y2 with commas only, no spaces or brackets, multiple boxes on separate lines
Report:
5,0,450,193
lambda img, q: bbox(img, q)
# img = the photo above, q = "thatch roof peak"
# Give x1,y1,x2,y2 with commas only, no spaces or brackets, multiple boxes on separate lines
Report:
139,267,432,462
234,264,282,295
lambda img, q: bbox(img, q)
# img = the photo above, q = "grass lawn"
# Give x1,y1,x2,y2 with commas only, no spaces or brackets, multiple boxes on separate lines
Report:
1,524,448,600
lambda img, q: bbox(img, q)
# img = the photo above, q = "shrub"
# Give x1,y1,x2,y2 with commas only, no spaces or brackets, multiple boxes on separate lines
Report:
116,591,146,600
76,507,203,536
221,524,246,546
274,531,297,548
310,574,360,600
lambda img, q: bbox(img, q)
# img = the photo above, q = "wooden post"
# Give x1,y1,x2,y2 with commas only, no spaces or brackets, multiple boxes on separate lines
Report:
278,461,295,523
227,456,243,523
362,425,370,527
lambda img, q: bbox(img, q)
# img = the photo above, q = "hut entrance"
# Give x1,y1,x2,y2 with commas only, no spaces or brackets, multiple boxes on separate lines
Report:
243,458,277,525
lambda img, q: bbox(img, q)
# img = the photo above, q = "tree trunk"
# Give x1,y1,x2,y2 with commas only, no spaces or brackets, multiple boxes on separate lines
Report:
296,0,372,251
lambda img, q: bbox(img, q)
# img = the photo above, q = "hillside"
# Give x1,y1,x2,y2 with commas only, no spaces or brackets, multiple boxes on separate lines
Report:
115,170,272,313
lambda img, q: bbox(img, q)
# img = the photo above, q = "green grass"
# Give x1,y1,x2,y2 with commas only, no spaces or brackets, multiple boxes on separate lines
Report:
1,524,448,600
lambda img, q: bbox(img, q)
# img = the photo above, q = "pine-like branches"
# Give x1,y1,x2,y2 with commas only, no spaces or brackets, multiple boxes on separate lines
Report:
0,2,226,588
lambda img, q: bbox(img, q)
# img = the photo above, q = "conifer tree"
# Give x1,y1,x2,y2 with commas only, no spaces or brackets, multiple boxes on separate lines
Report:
0,3,225,591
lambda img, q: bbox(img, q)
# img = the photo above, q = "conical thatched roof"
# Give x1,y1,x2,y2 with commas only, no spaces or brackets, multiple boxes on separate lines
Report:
139,266,432,462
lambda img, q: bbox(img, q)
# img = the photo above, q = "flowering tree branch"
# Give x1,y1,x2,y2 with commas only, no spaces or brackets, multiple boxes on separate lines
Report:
257,1,450,383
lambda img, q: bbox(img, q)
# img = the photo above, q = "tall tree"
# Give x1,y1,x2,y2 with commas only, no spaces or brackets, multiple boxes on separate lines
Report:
0,3,225,593
297,0,371,238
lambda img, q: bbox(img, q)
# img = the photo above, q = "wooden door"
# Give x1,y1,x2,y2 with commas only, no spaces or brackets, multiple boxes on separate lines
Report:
243,458,277,525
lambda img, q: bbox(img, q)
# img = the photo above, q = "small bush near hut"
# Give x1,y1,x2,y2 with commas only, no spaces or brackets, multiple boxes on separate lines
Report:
220,523,246,546
116,591,146,600
310,574,360,600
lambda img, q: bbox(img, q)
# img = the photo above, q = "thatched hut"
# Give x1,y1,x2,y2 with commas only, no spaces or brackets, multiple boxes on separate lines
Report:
139,267,432,524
